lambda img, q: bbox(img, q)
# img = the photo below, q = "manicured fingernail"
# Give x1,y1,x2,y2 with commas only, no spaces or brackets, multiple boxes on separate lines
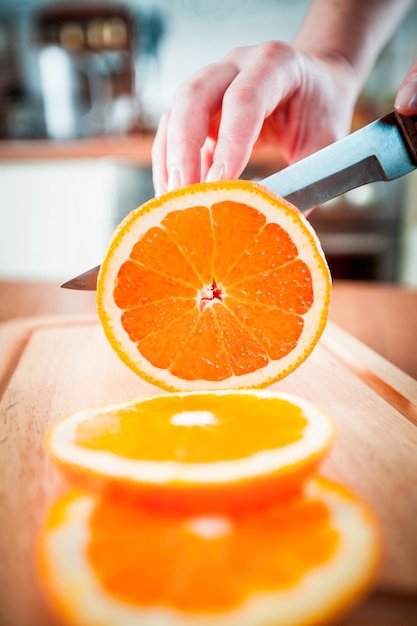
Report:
395,74,417,113
153,179,164,197
168,166,181,191
154,183,164,197
206,159,225,183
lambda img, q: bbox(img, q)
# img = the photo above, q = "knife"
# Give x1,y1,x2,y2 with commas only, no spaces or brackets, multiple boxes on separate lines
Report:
62,110,417,290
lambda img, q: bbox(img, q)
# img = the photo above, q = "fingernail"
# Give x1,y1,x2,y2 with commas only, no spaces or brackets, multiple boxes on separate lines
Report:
168,166,181,191
153,178,164,197
395,74,417,114
154,183,164,197
206,159,225,183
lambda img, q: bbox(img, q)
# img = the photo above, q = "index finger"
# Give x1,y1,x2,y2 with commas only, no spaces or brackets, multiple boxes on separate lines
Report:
209,42,302,180
155,62,240,190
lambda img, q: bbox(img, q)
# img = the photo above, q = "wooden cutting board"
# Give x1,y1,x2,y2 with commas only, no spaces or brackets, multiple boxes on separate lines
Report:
1,315,417,626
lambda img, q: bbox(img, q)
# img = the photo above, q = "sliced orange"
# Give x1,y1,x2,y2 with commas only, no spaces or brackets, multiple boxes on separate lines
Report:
45,390,335,514
97,180,331,391
37,477,381,626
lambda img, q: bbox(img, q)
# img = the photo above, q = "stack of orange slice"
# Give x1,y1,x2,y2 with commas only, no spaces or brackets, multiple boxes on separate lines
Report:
38,390,381,626
37,182,381,626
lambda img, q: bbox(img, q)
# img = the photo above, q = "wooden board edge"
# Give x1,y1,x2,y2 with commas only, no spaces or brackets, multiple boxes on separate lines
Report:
322,321,417,426
0,314,98,401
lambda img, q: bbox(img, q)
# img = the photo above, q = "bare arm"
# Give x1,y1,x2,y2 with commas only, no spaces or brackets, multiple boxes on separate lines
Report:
294,0,414,88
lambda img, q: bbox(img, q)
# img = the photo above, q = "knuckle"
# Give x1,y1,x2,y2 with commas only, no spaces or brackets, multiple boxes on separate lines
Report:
224,82,260,108
258,40,290,61
174,74,207,102
224,45,251,63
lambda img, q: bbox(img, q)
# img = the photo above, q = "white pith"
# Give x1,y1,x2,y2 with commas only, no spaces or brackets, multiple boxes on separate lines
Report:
97,184,331,391
48,390,335,485
40,478,380,626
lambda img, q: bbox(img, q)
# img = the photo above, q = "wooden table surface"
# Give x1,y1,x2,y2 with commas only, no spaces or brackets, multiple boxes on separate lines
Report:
1,278,417,626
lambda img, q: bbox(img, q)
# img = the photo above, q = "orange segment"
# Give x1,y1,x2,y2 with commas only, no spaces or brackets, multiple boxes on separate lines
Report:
129,226,202,288
87,491,338,612
162,205,214,284
97,180,331,391
37,478,381,626
135,309,200,372
221,221,299,286
210,199,267,282
168,304,270,381
224,300,302,360
45,390,335,514
113,260,197,309
120,298,198,343
76,393,309,460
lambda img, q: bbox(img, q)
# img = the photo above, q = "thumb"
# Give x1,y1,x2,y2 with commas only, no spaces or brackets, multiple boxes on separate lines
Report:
395,60,417,115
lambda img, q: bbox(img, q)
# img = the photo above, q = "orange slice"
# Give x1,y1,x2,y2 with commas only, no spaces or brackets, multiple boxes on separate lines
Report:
97,180,331,391
37,477,381,626
45,390,335,514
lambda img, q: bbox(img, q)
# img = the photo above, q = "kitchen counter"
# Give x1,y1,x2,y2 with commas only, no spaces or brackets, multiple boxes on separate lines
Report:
0,135,155,166
1,278,417,626
1,278,416,380
0,136,284,173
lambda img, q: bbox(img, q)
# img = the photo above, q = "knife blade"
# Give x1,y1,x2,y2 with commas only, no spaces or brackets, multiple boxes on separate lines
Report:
61,110,417,290
263,110,417,209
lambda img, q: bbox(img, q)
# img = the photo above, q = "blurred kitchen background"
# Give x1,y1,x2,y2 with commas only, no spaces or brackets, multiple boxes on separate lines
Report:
0,0,416,284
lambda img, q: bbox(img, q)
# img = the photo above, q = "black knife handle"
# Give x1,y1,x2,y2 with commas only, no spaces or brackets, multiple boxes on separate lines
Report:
395,111,417,164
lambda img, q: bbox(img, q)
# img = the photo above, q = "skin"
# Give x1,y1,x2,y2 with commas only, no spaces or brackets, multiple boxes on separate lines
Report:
152,0,416,196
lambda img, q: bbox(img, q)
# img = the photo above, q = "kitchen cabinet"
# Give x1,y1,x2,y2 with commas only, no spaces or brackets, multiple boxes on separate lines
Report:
0,153,153,280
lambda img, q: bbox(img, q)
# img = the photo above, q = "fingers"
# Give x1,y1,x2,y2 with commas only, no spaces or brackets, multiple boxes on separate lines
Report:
152,41,317,192
208,42,302,179
152,42,303,192
205,78,266,181
151,111,169,196
395,60,417,116
152,62,239,195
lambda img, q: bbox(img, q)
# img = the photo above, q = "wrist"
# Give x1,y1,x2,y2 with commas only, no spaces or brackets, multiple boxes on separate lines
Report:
293,0,414,102
313,49,361,98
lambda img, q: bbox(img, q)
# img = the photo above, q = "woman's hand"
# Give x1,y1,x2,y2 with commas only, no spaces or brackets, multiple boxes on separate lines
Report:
151,0,414,195
151,41,358,195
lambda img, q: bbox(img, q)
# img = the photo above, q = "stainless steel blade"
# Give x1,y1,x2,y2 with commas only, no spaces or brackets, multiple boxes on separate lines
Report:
262,111,417,211
61,111,416,290
61,265,100,291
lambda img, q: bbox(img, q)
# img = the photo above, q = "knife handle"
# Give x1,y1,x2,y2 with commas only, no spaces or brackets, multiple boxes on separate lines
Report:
395,111,417,164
